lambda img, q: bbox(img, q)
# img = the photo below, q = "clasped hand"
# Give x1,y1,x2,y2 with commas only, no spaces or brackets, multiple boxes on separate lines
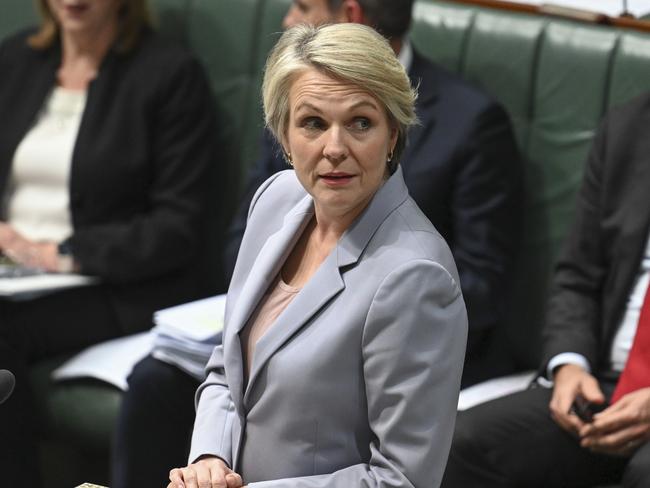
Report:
168,456,247,488
0,222,58,271
550,364,650,456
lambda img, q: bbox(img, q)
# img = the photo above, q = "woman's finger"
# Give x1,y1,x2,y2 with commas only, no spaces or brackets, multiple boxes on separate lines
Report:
169,468,185,488
225,472,244,488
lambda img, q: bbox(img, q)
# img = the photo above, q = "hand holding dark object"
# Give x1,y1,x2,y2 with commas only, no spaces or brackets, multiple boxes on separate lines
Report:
579,387,650,456
550,364,606,435
572,395,609,423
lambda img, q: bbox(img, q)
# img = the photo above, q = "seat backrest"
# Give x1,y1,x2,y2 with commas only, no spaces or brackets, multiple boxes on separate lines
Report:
0,1,36,36
411,0,650,368
3,0,650,365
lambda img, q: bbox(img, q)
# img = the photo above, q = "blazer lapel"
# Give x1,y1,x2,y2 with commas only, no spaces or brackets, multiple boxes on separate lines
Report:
224,195,313,411
243,248,345,404
603,123,650,350
243,167,411,404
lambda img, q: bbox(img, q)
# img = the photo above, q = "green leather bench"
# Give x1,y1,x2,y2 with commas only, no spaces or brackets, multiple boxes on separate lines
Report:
410,0,650,371
2,0,650,486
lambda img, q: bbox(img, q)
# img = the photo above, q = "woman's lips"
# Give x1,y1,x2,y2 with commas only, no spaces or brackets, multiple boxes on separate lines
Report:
63,3,89,16
320,172,354,186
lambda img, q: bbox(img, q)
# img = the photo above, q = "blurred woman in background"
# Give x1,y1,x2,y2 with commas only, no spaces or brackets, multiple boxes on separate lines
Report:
0,0,216,485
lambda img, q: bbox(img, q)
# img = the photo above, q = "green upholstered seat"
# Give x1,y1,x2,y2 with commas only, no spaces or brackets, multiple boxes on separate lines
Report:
411,2,650,370
1,0,649,486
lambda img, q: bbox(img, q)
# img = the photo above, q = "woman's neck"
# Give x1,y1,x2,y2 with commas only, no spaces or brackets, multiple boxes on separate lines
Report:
57,23,118,90
282,216,340,288
312,191,375,241
311,215,351,246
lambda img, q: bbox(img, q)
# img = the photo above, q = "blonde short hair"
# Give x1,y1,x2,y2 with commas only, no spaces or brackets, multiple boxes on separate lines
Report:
28,0,152,53
262,23,417,170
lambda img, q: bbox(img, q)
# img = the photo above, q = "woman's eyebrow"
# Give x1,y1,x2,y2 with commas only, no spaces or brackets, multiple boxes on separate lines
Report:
294,100,380,114
348,100,380,112
293,102,324,114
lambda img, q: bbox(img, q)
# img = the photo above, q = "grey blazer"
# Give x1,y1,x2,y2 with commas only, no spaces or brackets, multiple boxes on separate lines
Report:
190,167,468,488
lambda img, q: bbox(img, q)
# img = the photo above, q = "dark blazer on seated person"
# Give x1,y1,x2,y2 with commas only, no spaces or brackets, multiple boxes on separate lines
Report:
0,28,216,332
442,93,650,488
225,48,522,382
542,93,650,375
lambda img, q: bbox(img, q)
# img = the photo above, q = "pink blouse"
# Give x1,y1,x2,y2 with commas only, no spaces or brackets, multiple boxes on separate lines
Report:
240,274,301,381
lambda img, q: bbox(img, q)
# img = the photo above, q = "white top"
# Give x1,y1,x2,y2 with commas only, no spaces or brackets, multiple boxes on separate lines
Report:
609,236,650,371
547,234,650,377
6,86,87,242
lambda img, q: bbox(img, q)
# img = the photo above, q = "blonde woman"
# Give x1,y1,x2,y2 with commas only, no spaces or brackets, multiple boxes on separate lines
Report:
170,23,467,488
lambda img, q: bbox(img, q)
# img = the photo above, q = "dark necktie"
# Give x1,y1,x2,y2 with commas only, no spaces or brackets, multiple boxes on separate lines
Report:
611,283,650,403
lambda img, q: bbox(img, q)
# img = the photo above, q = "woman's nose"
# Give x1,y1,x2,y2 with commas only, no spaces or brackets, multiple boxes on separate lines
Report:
323,127,348,163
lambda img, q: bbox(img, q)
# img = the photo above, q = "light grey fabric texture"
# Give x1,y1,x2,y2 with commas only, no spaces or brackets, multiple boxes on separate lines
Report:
190,167,468,488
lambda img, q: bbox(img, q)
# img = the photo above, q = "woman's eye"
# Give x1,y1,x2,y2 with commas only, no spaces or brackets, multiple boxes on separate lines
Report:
350,117,371,131
302,117,324,130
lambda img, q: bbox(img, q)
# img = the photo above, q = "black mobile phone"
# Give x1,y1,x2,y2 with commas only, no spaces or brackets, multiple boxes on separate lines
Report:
571,396,608,423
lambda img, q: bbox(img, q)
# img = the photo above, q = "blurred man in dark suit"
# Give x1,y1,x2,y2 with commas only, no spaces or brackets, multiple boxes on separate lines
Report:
442,93,650,488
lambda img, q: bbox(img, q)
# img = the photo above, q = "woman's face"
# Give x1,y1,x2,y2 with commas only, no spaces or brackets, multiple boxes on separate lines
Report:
284,68,397,222
47,0,122,37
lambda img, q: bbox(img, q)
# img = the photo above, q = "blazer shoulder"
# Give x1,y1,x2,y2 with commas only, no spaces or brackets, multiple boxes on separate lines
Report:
131,30,198,67
589,92,650,181
248,170,306,220
369,196,460,284
108,30,209,93
601,92,650,133
0,27,36,50
0,28,47,67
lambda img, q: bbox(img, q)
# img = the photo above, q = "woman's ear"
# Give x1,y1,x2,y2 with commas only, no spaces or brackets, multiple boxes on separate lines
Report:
280,134,289,156
390,125,398,151
280,138,294,166
339,0,365,24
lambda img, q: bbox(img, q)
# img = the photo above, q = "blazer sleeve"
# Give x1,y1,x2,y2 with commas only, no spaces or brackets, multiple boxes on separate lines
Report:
451,102,522,339
67,55,216,283
541,119,608,369
189,343,238,466
189,170,288,465
247,260,468,488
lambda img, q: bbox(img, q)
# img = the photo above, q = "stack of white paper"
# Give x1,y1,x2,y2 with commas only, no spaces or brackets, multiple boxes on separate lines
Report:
151,294,226,380
52,332,153,390
0,272,98,297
